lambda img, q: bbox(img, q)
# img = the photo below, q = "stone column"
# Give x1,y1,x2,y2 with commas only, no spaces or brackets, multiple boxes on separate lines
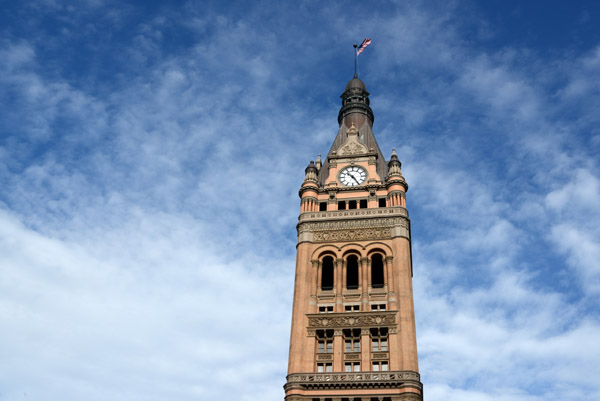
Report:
311,260,319,312
361,328,370,371
333,329,343,371
360,257,369,309
316,259,322,291
336,258,344,311
307,329,317,372
385,256,396,310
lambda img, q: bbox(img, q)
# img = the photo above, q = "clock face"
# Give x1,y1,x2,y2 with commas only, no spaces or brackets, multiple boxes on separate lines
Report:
339,166,367,186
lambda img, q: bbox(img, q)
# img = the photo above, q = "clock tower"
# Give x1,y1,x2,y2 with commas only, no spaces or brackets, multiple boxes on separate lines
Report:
284,76,423,401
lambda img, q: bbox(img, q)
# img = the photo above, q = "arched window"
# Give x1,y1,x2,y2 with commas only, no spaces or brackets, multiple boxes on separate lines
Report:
346,255,359,289
371,254,384,288
321,256,334,290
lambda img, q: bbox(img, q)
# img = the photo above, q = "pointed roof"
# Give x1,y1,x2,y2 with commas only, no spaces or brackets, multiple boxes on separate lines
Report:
318,77,388,185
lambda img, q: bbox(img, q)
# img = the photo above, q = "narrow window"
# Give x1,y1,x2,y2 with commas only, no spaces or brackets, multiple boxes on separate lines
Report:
348,200,357,209
346,255,359,289
371,254,384,288
319,202,327,211
371,304,386,311
317,329,334,353
345,305,359,312
371,328,388,352
378,198,386,208
317,363,332,372
338,200,346,210
345,362,360,372
319,306,333,313
360,199,368,209
344,328,361,353
321,256,334,290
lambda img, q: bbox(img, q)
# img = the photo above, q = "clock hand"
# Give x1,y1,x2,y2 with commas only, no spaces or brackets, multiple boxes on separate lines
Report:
350,173,360,185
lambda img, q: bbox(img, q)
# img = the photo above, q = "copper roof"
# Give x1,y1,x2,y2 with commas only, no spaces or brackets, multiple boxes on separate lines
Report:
318,77,388,186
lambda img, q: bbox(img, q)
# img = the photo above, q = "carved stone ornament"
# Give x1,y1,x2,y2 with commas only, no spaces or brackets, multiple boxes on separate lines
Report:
284,370,423,392
307,312,396,329
300,216,408,232
298,207,408,222
339,123,368,156
340,141,367,156
313,228,391,242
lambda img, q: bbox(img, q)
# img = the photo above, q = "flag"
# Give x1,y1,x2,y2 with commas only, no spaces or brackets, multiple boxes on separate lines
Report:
357,38,371,55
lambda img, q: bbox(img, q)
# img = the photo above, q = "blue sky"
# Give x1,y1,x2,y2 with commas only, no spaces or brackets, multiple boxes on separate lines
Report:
1,1,599,400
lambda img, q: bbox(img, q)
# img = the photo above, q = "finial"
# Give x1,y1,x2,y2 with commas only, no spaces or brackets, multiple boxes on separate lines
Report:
347,123,358,137
392,148,397,156
304,160,318,183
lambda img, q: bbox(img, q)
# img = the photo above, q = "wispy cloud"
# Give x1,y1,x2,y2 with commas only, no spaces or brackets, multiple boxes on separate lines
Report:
1,1,599,401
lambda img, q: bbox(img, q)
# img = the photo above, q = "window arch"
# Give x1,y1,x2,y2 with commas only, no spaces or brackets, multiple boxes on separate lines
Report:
371,253,384,288
321,256,334,290
346,255,359,290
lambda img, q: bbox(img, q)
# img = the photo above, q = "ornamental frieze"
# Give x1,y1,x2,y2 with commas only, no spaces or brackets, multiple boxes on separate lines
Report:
300,217,408,233
313,228,391,242
284,371,422,391
307,312,396,329
297,212,410,244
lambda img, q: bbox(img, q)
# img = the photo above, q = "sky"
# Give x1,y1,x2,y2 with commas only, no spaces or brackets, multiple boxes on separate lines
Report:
1,1,599,400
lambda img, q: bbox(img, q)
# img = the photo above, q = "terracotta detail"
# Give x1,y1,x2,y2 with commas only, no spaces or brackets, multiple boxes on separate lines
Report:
285,77,422,401
313,228,391,242
307,312,396,329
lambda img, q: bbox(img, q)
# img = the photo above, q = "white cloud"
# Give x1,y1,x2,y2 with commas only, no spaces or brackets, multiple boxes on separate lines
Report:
1,2,600,401
0,208,293,401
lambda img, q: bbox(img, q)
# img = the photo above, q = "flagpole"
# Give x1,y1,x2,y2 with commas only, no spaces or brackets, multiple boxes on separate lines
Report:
354,43,358,78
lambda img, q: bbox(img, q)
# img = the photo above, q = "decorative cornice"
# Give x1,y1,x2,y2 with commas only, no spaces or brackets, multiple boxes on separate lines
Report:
301,217,407,230
316,182,386,193
284,370,422,391
299,206,408,223
327,151,379,161
297,212,410,244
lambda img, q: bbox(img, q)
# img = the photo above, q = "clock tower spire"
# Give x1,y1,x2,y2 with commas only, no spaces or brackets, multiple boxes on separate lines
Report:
285,76,422,401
